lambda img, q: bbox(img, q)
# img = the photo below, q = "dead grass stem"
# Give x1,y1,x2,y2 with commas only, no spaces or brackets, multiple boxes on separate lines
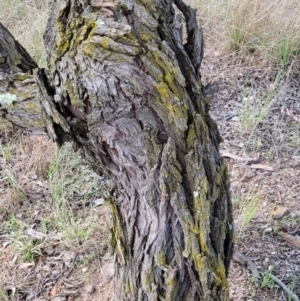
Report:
192,0,300,70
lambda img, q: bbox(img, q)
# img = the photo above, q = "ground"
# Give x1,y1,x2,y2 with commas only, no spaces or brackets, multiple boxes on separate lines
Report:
1,2,300,300
204,54,300,300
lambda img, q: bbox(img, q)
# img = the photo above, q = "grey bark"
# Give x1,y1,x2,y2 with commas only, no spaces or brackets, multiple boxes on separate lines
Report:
0,0,234,300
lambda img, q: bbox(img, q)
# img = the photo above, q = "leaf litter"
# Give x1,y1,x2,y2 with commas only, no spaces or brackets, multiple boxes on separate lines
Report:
0,128,112,301
202,52,300,300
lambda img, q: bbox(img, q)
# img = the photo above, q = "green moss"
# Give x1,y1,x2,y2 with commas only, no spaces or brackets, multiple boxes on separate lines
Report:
195,253,206,271
7,89,26,100
164,69,181,98
55,15,97,59
51,111,64,126
165,268,178,299
171,194,198,237
195,114,210,144
165,72,174,87
117,34,140,47
55,17,71,56
194,253,212,291
148,132,161,159
215,172,222,186
56,37,70,57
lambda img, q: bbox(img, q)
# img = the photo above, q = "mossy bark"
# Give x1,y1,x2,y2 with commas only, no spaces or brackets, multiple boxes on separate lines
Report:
0,1,234,300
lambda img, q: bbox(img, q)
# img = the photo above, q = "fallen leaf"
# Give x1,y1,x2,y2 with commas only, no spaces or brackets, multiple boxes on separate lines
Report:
277,231,300,249
272,206,289,219
249,164,274,171
18,262,34,269
50,285,58,296
220,150,259,163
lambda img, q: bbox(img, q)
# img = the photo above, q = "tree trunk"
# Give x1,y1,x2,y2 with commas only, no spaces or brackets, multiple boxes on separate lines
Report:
0,0,234,300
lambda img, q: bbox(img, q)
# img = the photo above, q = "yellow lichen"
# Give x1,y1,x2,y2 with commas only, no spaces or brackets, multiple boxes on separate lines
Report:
99,36,111,50
141,267,155,292
139,32,152,42
155,250,166,267
214,262,228,288
187,125,197,148
65,80,84,108
156,82,170,101
192,178,211,255
148,49,182,98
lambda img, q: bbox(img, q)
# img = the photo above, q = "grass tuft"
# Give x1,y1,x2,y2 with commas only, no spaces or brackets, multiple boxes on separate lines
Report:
233,192,260,235
192,0,300,70
0,133,111,297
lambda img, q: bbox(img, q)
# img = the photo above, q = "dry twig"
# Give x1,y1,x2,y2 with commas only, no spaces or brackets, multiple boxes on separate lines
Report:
233,249,299,301
268,274,299,301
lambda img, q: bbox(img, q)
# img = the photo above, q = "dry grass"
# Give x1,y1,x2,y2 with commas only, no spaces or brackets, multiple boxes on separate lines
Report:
191,0,300,70
0,0,49,66
232,192,260,236
0,133,111,299
2,0,300,70
19,135,55,177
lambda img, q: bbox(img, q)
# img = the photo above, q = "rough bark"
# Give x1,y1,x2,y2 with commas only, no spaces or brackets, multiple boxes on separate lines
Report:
0,0,234,300
0,23,37,77
0,23,45,133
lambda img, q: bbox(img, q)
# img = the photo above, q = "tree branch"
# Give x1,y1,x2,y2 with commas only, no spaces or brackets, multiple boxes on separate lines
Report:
0,22,37,78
